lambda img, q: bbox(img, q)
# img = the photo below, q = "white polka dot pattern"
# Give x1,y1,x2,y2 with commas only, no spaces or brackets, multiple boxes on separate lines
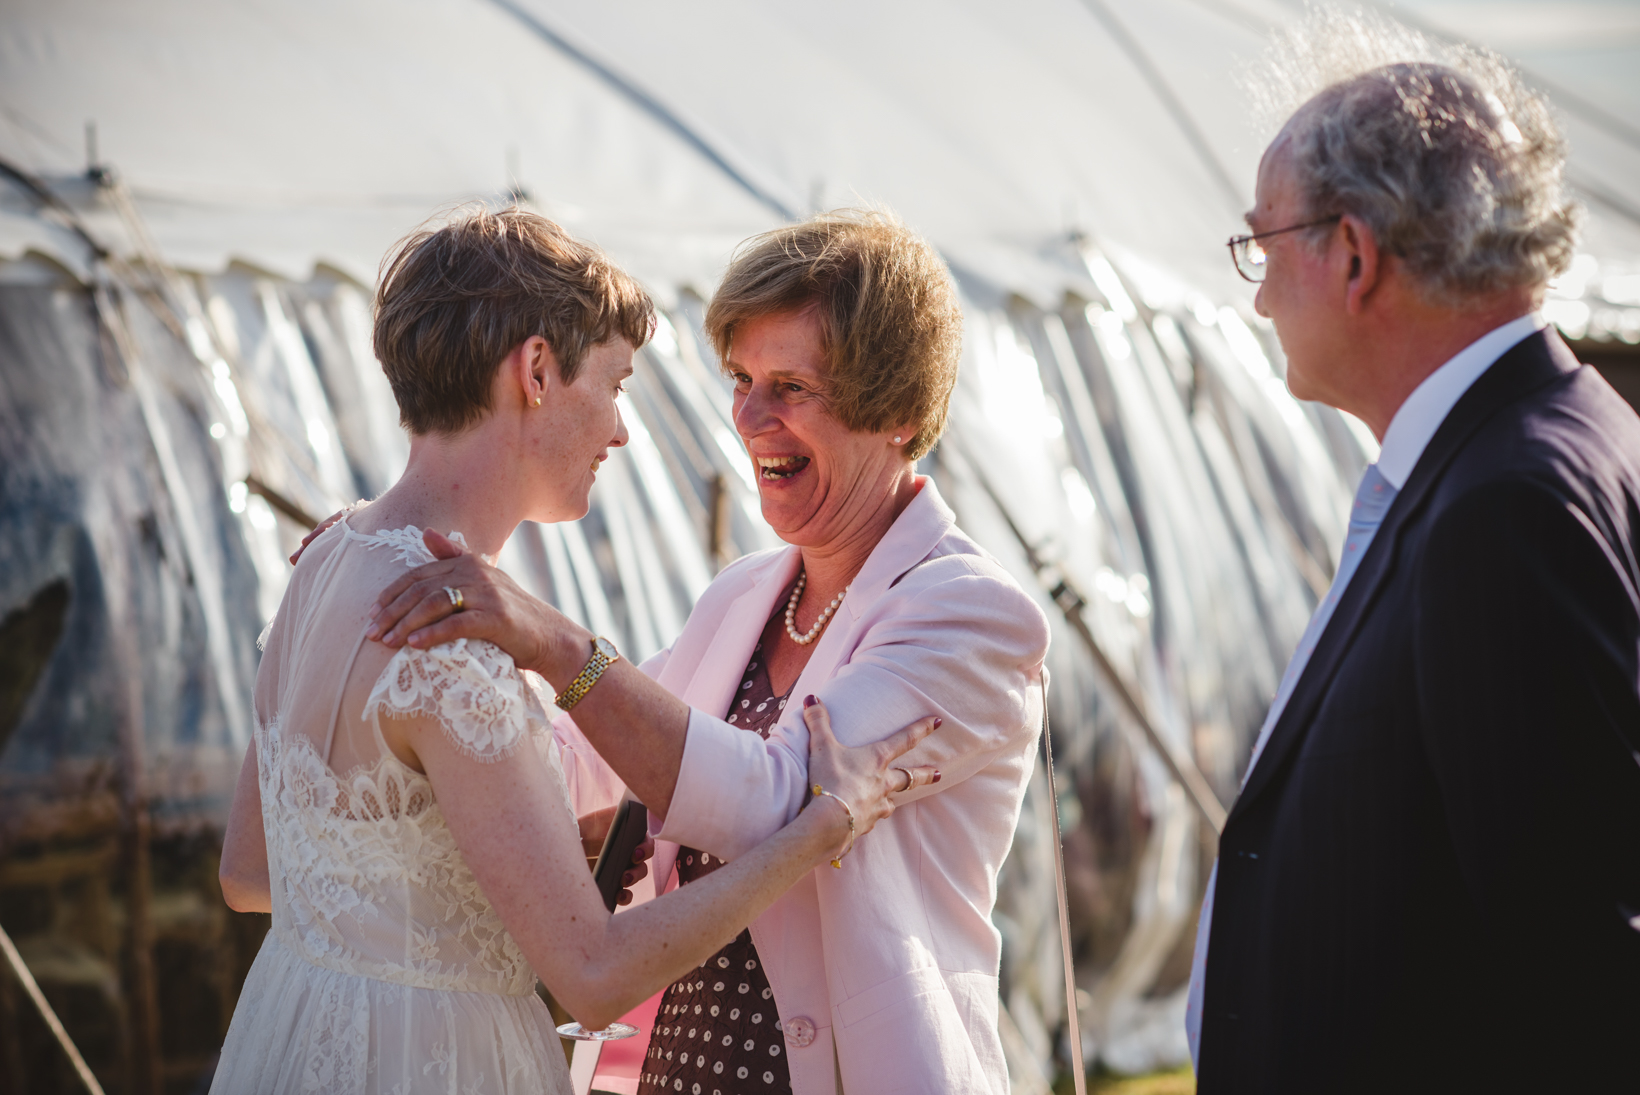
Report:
639,637,794,1095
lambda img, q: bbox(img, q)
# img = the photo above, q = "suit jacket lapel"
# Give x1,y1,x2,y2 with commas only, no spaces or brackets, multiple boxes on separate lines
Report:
1228,329,1580,823
650,550,795,893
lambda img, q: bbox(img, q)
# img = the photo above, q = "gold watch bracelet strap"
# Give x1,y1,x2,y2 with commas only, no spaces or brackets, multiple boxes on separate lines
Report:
555,639,617,712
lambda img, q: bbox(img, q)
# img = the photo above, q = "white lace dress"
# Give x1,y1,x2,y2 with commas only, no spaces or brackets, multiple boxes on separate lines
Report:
211,522,575,1095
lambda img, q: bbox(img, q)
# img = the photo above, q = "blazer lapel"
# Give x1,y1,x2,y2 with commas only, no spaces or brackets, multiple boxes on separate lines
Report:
787,478,958,697
650,550,794,892
675,549,802,718
651,480,956,889
1228,329,1580,823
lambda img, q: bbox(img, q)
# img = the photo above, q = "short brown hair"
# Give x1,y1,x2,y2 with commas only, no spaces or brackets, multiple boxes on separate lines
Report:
704,209,961,461
374,206,653,434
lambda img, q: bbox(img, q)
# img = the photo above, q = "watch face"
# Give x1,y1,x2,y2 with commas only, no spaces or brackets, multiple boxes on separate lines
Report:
594,637,618,660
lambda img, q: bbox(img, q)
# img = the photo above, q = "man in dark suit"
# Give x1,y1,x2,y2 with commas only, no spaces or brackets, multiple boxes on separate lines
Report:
1184,31,1640,1095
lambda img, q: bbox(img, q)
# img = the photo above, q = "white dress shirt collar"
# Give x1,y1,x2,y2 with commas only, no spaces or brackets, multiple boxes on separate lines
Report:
1374,312,1546,490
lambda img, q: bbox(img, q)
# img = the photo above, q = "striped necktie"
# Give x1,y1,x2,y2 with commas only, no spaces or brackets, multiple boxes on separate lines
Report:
1243,463,1399,774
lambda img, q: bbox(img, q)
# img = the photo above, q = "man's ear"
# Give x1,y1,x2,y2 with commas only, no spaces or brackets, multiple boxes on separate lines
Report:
1339,215,1382,316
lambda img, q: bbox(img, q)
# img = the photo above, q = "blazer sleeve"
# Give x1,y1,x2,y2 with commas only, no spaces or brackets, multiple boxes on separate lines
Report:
1413,480,1640,1056
656,556,1050,858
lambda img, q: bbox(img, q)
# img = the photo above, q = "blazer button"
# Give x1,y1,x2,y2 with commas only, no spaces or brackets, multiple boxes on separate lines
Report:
783,1015,816,1048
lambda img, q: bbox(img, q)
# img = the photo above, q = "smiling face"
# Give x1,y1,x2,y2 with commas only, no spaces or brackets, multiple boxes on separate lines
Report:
727,309,911,548
526,337,633,522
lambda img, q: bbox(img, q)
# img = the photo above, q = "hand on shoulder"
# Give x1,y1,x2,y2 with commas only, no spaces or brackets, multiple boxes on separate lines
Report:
365,528,560,675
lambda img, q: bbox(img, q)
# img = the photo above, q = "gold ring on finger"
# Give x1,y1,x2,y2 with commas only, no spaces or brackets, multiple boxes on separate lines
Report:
892,766,913,793
443,586,465,612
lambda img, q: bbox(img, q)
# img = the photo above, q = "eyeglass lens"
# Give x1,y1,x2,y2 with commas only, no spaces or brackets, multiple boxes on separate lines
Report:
1236,237,1268,281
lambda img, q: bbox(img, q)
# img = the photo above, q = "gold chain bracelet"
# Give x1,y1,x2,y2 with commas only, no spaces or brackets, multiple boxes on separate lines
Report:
809,784,856,868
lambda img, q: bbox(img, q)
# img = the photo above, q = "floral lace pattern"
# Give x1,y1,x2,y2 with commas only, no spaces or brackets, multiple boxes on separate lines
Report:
366,639,546,762
213,522,576,1094
256,717,539,995
354,522,489,568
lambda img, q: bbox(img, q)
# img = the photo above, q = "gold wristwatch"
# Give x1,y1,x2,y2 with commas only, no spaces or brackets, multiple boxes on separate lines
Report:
555,636,620,711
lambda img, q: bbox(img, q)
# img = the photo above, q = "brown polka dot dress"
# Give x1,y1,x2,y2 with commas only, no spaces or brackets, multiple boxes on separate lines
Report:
638,641,794,1095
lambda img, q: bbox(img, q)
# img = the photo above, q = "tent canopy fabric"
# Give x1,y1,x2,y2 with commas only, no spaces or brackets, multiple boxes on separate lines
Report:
4,0,1636,300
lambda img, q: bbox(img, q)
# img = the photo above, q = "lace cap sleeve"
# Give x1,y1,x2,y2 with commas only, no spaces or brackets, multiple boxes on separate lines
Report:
364,638,548,762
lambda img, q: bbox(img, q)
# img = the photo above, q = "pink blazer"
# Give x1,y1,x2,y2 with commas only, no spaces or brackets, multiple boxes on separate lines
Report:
560,479,1049,1094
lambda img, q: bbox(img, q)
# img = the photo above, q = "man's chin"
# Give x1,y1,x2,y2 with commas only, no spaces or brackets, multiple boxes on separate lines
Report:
1282,362,1318,403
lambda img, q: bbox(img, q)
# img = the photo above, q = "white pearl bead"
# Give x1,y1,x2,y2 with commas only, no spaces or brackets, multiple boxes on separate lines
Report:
786,569,847,646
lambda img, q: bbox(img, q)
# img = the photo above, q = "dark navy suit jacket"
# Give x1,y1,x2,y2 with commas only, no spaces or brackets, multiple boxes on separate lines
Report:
1198,329,1640,1093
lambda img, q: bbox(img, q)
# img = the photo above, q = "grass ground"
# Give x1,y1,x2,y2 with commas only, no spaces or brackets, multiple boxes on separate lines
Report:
1054,1064,1196,1095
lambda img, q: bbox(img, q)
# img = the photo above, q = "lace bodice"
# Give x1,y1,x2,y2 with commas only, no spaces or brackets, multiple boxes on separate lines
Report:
253,521,573,997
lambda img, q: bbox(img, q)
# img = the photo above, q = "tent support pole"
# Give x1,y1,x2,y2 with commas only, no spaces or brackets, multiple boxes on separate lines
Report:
0,923,108,1095
958,450,1228,833
1040,675,1089,1095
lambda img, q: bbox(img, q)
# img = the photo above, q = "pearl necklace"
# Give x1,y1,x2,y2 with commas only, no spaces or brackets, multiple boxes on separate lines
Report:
785,570,847,646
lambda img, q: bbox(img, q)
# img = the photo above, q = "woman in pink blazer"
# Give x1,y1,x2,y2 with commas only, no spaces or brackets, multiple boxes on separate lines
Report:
370,210,1051,1095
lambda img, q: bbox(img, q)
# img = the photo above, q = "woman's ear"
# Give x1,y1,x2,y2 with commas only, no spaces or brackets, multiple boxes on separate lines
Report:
505,335,556,408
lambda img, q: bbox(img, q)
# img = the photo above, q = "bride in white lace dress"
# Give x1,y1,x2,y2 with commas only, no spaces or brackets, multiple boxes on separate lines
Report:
211,209,936,1094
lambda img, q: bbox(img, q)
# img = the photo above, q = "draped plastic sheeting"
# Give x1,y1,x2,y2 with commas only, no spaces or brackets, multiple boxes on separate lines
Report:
0,223,1365,1088
934,254,1363,1076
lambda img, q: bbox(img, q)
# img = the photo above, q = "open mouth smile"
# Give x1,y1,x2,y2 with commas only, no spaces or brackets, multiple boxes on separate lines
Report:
756,455,811,481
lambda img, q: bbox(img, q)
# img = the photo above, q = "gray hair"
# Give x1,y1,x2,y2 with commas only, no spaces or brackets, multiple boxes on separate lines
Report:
1251,8,1579,305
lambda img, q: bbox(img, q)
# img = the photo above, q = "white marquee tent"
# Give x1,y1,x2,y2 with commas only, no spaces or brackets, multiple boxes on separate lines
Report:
1,2,1635,1092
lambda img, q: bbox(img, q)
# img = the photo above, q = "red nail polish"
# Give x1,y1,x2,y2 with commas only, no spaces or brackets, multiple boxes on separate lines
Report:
933,771,942,783
933,718,943,729
803,695,817,708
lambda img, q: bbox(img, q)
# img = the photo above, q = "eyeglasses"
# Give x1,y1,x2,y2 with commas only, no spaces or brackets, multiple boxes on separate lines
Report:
1227,216,1342,283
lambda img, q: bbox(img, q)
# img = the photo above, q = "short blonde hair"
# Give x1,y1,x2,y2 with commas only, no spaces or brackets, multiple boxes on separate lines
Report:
374,206,653,435
704,210,962,461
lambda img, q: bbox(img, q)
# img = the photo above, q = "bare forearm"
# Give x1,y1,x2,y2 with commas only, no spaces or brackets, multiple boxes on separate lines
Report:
439,694,931,1032
560,802,844,1027
538,624,689,817
220,745,272,912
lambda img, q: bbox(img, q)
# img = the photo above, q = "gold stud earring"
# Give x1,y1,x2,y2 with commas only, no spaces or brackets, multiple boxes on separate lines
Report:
533,397,542,407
